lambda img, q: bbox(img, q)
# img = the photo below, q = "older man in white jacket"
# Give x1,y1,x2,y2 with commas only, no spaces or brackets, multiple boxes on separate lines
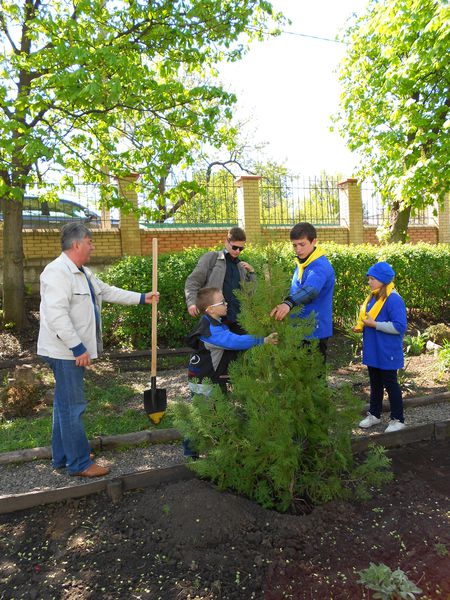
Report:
38,223,158,478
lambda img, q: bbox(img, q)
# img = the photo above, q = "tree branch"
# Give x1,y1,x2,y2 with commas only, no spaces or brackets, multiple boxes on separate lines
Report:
0,13,19,53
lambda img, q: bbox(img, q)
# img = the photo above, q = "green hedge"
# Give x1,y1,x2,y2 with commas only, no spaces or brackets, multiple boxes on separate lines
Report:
99,242,450,349
328,242,450,328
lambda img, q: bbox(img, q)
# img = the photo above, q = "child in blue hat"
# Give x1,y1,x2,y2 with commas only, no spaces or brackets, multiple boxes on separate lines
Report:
353,261,407,433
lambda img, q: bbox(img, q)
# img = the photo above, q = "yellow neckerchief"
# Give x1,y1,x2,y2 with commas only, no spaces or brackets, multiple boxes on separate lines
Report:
295,246,326,281
354,282,395,332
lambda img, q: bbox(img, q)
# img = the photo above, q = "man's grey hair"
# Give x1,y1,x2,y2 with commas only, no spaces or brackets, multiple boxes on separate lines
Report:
61,222,92,251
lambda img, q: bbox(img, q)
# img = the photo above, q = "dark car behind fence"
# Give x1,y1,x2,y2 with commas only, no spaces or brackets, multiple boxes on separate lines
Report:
0,196,101,229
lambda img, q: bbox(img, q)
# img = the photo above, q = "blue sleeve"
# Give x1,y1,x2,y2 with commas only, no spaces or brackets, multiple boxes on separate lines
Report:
289,262,328,306
385,294,407,336
286,285,319,307
70,342,87,357
139,293,145,304
200,326,264,351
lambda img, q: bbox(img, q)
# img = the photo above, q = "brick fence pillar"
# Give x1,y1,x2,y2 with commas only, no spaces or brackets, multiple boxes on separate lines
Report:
116,174,141,256
338,178,364,244
438,193,450,244
235,175,262,244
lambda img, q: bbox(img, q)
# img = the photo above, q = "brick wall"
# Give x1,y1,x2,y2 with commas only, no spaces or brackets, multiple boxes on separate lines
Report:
140,228,230,255
19,228,122,261
363,226,439,245
261,226,350,245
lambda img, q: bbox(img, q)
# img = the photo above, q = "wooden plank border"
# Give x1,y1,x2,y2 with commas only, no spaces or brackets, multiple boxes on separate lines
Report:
0,428,183,465
0,464,193,515
2,392,449,466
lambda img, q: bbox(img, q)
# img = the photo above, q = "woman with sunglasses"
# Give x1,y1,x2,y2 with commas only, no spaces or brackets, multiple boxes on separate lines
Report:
185,226,256,334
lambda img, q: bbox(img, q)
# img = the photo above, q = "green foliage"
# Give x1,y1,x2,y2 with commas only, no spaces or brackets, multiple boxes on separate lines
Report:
344,328,364,360
0,0,284,325
403,331,427,356
357,562,422,600
350,445,394,500
434,543,448,557
100,248,214,348
99,241,450,349
0,380,146,453
173,170,237,225
328,242,450,328
173,255,392,511
437,340,450,374
335,0,449,240
425,323,450,346
291,172,341,225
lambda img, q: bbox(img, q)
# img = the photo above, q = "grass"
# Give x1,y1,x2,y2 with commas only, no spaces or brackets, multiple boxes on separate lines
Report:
0,379,176,454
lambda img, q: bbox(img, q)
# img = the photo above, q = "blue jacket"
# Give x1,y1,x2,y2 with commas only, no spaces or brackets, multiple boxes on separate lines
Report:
362,291,407,370
186,315,264,385
288,255,335,339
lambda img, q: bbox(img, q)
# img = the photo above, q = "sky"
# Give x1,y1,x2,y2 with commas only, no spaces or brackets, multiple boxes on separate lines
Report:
218,0,370,178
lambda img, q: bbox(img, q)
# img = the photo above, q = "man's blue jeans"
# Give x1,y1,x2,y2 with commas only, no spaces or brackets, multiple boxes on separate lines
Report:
43,357,93,474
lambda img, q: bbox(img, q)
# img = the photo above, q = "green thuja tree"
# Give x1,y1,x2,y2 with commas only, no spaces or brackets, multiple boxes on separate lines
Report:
174,250,392,511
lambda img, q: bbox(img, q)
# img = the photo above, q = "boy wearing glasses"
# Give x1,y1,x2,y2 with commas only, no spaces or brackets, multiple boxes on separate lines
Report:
187,287,278,395
185,226,256,334
183,287,277,459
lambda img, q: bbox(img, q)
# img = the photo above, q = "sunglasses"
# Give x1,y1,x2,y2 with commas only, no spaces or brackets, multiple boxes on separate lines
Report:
208,300,227,308
228,239,245,252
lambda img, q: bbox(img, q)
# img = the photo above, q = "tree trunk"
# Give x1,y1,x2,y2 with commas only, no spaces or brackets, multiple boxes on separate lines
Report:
2,198,28,329
388,202,411,243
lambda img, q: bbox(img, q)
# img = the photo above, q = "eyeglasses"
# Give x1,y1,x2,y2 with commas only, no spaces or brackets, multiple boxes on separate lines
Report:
227,239,245,252
208,300,227,308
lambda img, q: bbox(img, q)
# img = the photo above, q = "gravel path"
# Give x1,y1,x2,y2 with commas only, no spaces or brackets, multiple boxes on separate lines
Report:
1,367,449,498
0,444,185,498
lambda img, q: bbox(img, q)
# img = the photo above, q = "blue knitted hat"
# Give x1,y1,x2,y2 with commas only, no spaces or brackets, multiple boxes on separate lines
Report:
366,261,395,284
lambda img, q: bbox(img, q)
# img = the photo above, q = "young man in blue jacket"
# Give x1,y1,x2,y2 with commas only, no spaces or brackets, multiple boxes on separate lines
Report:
270,222,335,359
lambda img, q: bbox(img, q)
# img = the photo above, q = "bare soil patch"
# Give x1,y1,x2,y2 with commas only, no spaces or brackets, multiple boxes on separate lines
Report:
0,440,449,599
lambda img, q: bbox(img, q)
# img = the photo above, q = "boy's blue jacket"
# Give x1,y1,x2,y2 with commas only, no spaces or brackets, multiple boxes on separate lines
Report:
362,292,407,370
289,255,335,339
186,315,264,384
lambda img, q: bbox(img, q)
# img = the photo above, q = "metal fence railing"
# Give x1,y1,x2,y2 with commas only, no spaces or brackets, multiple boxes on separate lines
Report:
260,175,341,226
139,173,237,228
361,184,437,226
4,173,439,231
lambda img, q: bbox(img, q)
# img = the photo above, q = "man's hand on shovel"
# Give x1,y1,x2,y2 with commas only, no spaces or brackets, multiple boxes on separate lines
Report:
144,291,160,304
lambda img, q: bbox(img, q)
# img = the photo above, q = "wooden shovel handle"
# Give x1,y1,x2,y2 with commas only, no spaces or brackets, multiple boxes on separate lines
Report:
151,237,158,378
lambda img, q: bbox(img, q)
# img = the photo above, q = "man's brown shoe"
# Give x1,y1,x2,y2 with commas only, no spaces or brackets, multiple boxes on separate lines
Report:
72,463,110,478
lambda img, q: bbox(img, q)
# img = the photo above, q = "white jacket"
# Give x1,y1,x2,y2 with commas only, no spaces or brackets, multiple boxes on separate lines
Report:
37,252,142,360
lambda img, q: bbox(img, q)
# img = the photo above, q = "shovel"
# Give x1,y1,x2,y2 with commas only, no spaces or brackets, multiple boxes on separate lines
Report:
144,237,167,424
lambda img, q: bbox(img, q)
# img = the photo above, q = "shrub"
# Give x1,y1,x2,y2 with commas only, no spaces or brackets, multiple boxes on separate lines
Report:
425,323,450,346
99,242,450,349
0,383,42,419
403,331,427,356
100,248,210,348
173,256,392,511
438,341,450,373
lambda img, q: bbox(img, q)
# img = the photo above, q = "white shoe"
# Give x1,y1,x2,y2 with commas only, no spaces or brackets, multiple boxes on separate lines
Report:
359,413,381,428
385,419,406,433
